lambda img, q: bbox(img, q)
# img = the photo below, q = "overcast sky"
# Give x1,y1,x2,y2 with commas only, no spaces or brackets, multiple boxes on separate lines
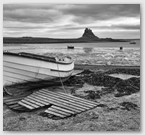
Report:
3,4,140,39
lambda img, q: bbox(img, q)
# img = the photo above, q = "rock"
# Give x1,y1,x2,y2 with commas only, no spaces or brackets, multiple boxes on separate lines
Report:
86,73,121,87
119,102,139,111
85,90,101,100
97,104,108,108
114,77,140,97
19,117,26,121
81,28,99,40
105,68,140,76
82,69,94,74
89,111,99,119
64,71,140,98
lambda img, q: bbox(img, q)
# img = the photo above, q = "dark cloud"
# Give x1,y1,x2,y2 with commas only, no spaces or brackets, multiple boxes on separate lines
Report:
4,8,62,23
61,4,140,23
113,24,140,30
3,4,140,38
3,4,140,23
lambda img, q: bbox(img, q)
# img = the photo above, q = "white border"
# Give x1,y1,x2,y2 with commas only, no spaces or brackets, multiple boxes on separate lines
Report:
0,0,144,135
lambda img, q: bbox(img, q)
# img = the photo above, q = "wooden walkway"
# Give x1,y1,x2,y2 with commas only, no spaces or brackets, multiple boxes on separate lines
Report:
18,89,98,118
3,94,30,111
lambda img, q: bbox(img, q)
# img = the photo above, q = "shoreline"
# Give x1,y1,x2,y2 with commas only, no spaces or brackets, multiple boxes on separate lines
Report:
75,64,140,70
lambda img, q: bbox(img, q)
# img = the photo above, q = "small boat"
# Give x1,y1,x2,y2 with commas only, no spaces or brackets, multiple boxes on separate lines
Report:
3,51,74,87
129,41,136,44
67,46,74,49
120,47,123,50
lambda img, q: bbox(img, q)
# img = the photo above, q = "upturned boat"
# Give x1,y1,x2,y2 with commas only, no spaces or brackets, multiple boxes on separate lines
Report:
3,51,74,87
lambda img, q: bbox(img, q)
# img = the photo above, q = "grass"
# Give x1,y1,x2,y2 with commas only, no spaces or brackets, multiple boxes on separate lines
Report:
3,89,140,131
3,69,140,131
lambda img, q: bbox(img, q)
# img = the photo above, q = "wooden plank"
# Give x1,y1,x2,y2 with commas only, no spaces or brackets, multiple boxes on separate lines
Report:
12,106,26,110
9,104,21,108
27,95,78,113
32,93,84,111
20,100,40,108
4,100,20,105
56,91,98,105
29,94,81,113
41,89,97,107
3,95,25,100
36,91,90,110
37,90,86,105
33,92,88,111
24,98,45,107
4,99,22,103
40,90,96,108
51,105,75,114
5,103,27,110
26,96,50,106
45,110,65,118
42,89,97,106
3,96,26,102
9,105,28,111
57,91,98,105
18,102,34,110
47,107,71,116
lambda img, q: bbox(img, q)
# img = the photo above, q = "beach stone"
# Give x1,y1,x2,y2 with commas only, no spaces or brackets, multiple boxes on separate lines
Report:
119,102,139,111
85,90,101,100
88,111,99,119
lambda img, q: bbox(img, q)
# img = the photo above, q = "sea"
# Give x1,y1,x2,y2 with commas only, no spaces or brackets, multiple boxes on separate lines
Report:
3,40,140,66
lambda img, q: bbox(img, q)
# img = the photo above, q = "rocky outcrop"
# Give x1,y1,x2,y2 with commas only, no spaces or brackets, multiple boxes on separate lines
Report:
81,28,99,40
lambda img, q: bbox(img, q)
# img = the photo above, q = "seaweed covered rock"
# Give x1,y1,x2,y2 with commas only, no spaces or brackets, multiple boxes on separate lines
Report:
105,68,140,76
81,69,94,74
64,76,84,87
85,73,121,87
114,77,140,97
84,90,101,100
127,77,140,89
64,69,93,86
65,70,140,98
119,102,139,111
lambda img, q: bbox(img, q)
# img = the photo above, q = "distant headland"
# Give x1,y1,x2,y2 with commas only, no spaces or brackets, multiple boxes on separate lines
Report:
3,28,128,44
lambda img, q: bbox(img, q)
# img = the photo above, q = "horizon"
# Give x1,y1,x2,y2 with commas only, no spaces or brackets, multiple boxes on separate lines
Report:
3,4,140,39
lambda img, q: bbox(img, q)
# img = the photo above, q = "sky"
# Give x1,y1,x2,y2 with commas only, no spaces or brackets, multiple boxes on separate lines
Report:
3,4,140,39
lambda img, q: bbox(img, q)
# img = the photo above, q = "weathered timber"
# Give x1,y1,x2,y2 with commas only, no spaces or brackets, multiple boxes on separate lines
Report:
18,101,35,110
51,105,75,114
36,91,90,110
42,89,97,106
31,93,84,111
46,107,71,116
45,110,65,118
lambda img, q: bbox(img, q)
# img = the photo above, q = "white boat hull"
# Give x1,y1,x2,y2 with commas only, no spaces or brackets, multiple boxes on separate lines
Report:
3,52,74,86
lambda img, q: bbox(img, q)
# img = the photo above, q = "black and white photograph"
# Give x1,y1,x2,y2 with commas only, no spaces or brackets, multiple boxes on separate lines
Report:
3,3,140,131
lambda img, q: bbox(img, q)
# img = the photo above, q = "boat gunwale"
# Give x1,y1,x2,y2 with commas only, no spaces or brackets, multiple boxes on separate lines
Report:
3,52,74,65
4,65,74,78
4,61,74,73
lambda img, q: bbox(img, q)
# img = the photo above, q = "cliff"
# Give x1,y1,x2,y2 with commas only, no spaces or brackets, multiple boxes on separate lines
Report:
80,28,99,41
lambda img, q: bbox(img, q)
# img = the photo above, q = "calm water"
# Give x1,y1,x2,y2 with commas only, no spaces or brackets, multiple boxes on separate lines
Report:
3,40,140,66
